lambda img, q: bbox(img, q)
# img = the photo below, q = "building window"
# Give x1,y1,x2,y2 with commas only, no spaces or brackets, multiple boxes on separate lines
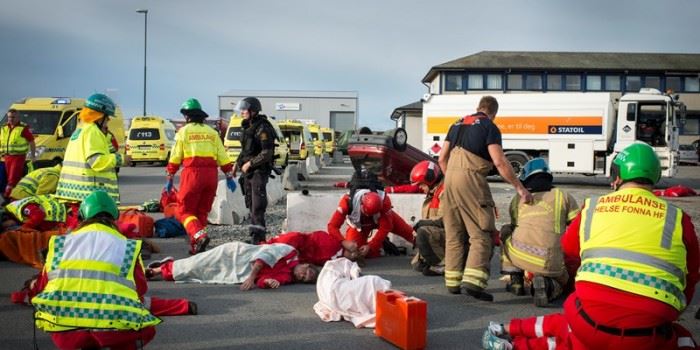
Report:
666,77,682,93
525,74,543,90
644,76,661,90
587,75,602,91
445,73,464,91
605,75,621,91
547,74,562,91
565,75,581,91
507,74,523,90
626,76,641,92
486,74,502,90
468,74,484,90
685,77,700,92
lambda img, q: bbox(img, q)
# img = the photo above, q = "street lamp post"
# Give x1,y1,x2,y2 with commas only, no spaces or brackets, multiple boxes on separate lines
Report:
136,9,148,116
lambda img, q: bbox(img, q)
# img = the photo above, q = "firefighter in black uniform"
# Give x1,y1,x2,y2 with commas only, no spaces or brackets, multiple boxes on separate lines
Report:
233,97,276,244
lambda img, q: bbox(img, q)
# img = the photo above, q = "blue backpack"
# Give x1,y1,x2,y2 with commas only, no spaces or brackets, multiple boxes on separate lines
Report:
154,217,186,238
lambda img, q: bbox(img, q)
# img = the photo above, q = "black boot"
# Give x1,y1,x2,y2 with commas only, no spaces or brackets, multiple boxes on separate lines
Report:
249,228,267,245
461,282,494,302
505,272,525,296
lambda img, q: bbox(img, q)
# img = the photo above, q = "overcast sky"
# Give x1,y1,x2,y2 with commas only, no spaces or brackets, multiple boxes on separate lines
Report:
1,0,698,129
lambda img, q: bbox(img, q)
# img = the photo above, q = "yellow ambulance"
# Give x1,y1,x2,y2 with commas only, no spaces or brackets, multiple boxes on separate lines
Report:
224,115,290,168
307,123,325,157
126,116,176,166
321,127,336,155
6,97,126,168
278,119,312,161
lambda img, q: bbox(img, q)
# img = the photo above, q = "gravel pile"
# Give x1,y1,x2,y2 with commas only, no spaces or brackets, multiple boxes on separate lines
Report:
206,196,287,247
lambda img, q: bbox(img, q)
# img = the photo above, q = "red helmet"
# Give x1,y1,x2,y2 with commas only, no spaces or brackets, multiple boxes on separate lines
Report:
361,192,382,216
410,160,441,186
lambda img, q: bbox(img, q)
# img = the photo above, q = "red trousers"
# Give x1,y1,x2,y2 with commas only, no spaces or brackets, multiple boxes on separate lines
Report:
176,167,218,239
4,155,26,197
147,296,190,316
507,293,698,350
51,326,155,350
346,210,414,258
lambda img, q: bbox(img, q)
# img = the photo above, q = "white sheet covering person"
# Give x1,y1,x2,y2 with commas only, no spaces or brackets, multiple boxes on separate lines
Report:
172,242,295,284
313,258,391,328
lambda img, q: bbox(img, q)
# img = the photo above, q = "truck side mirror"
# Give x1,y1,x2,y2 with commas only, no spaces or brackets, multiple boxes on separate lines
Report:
57,125,64,139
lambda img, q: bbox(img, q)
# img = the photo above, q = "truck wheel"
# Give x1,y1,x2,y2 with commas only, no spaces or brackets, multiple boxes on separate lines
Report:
506,154,528,178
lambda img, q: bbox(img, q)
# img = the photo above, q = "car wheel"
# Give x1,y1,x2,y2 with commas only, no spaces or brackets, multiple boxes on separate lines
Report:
130,161,136,167
392,128,408,152
506,153,528,178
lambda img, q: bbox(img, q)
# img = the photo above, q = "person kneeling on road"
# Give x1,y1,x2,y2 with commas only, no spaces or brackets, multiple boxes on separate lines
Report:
145,241,319,290
481,143,699,350
165,98,235,255
266,230,361,266
31,190,161,350
384,160,447,276
327,189,415,260
499,158,579,307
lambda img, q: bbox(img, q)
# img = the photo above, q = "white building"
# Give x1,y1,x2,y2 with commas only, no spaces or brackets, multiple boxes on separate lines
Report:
218,90,358,131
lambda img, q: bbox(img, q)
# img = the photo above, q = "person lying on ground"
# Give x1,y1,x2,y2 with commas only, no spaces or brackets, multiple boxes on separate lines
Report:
266,230,361,266
3,194,67,231
145,241,319,291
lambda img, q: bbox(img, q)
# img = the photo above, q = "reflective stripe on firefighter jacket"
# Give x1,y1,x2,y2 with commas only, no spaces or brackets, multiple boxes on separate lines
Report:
504,188,578,271
11,164,62,199
6,194,67,223
577,187,687,311
31,223,160,332
0,124,29,155
168,123,230,168
55,123,122,203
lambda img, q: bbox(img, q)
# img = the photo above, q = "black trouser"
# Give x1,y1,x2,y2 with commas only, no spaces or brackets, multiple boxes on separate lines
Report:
244,171,269,242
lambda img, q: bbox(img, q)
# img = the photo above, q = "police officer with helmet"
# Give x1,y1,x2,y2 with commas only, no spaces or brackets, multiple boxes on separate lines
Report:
232,97,276,244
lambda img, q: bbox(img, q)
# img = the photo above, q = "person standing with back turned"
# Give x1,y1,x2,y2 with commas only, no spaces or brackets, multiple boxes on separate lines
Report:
438,96,533,302
232,97,276,245
166,98,236,255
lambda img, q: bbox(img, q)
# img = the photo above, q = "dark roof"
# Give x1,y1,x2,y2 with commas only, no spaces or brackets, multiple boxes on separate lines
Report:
422,51,700,82
390,100,423,120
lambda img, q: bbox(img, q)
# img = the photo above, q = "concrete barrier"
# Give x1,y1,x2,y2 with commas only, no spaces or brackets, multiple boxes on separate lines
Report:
286,192,425,234
266,175,285,204
332,151,344,164
208,179,248,225
306,156,319,174
282,164,300,190
296,161,309,181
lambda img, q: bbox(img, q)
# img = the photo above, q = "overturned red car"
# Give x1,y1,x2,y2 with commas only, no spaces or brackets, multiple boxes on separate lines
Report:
347,128,435,186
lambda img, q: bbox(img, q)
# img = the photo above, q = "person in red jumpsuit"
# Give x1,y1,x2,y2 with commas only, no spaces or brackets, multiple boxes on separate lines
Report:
267,230,361,266
145,244,319,291
1,108,36,199
165,98,236,255
327,190,414,259
481,143,698,350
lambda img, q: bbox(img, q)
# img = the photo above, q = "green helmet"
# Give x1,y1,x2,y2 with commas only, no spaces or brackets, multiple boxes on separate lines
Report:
85,93,116,116
79,190,119,220
611,143,661,185
180,98,203,113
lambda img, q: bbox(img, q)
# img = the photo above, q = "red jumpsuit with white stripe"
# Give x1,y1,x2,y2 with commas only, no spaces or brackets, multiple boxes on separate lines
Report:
503,208,699,350
167,123,232,240
327,193,414,258
267,231,343,266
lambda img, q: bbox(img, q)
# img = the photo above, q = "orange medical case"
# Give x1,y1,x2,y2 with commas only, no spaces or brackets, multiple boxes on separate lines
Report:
375,290,427,350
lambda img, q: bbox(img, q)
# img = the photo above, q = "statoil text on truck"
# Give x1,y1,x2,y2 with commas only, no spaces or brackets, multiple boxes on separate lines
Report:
422,89,685,178
5,97,126,168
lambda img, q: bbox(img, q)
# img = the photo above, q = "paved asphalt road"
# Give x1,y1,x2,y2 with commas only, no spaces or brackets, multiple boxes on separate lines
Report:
1,163,698,349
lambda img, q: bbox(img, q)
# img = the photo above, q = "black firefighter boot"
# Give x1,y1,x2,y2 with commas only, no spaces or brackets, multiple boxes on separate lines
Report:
505,272,526,296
